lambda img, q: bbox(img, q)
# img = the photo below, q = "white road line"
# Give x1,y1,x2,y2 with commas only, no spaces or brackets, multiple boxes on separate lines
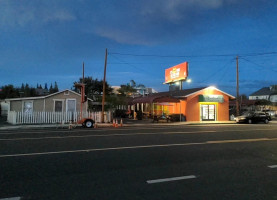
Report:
147,175,197,184
0,129,106,135
0,127,178,135
0,197,21,200
0,131,217,141
268,165,277,168
1,137,277,158
1,128,277,141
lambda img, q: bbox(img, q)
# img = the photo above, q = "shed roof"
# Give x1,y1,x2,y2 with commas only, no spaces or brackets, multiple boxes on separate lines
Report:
5,89,93,102
249,87,270,96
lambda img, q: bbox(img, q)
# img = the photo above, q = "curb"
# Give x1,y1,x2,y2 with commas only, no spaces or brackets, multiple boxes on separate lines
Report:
1,120,275,131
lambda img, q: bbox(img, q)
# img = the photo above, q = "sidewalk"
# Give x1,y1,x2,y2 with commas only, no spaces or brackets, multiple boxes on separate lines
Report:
0,119,276,131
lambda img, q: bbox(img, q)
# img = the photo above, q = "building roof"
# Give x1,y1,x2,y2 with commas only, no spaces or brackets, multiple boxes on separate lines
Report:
250,87,271,96
5,89,94,102
131,86,235,104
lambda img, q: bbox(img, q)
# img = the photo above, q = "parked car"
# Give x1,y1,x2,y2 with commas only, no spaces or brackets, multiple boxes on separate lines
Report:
235,111,271,124
262,110,276,117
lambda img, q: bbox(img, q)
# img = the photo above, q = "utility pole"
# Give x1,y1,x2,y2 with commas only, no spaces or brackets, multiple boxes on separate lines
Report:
101,48,108,123
82,62,85,83
236,55,240,116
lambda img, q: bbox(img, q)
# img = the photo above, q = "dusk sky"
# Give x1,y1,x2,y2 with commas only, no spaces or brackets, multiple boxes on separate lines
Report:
1,0,277,96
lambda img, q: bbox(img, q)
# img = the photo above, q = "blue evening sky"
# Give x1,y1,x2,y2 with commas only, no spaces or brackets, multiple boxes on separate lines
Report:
1,0,277,96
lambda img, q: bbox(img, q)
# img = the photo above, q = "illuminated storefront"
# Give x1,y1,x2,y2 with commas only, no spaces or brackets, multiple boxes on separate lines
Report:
130,62,235,122
131,86,235,122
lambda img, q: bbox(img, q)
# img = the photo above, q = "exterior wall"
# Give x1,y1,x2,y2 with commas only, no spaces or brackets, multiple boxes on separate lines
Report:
33,99,44,111
8,90,88,113
186,88,230,121
10,100,22,112
154,88,231,121
44,91,86,112
249,95,269,100
269,95,277,103
186,94,200,121
217,94,230,121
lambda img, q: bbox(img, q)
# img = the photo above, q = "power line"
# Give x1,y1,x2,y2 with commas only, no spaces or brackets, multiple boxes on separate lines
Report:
240,57,277,73
202,58,235,83
109,54,162,78
109,51,277,58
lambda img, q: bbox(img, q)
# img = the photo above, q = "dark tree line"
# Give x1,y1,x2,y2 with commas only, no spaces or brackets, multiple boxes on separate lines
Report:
0,82,59,99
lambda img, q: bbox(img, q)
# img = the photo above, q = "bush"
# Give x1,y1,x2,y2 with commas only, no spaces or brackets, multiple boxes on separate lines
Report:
114,109,128,118
169,114,186,122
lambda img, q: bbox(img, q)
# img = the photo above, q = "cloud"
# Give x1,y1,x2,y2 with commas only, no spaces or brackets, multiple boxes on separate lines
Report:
89,0,271,45
42,10,76,23
89,0,239,45
0,0,76,28
140,0,230,21
94,27,153,46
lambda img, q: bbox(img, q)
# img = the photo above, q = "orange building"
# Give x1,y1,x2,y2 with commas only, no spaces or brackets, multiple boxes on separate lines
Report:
131,86,235,122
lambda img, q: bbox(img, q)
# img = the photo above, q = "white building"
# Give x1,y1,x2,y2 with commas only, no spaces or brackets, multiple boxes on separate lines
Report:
249,85,277,103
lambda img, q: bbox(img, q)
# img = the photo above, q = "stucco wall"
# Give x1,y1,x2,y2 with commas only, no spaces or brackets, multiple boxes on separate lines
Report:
186,88,231,121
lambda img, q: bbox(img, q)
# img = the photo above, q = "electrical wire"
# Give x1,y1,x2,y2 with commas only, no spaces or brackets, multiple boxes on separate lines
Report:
240,57,277,73
108,54,162,78
201,58,235,83
109,51,277,59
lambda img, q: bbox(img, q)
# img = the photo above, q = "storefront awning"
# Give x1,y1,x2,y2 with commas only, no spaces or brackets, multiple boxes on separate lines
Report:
153,96,180,103
154,102,174,106
132,95,180,104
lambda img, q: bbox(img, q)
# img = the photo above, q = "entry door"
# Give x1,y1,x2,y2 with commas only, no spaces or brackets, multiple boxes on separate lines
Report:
201,104,216,121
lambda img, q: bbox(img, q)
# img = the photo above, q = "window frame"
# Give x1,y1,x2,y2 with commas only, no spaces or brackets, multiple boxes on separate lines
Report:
53,99,64,112
22,100,34,113
66,98,76,113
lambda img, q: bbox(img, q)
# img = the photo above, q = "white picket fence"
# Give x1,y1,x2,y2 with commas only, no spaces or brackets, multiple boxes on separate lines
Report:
7,111,112,125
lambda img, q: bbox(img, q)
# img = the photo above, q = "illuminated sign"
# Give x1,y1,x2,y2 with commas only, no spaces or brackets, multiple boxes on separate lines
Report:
199,95,224,103
164,62,188,84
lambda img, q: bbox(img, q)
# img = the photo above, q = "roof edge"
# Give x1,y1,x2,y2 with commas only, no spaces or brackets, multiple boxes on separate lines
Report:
5,89,93,101
184,86,236,99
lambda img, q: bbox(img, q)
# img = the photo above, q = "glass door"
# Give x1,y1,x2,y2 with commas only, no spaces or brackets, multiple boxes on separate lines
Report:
201,104,216,121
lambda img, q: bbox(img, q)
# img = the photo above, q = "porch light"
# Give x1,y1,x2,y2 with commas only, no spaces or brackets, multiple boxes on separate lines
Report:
208,86,216,90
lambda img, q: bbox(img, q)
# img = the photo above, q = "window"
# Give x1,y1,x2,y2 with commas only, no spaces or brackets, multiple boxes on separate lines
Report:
54,100,63,112
23,101,33,113
66,99,76,112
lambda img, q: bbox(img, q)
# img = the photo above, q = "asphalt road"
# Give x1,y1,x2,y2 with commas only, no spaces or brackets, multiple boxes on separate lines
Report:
1,123,277,200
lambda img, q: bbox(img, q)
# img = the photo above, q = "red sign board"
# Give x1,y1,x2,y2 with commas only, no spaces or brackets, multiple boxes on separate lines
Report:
164,62,188,84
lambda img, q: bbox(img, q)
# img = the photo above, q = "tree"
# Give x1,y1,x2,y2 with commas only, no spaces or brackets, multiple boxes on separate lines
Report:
239,94,248,100
117,80,146,97
0,85,19,99
129,80,136,87
24,83,30,97
117,84,136,97
49,83,53,94
53,82,59,93
73,76,112,99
